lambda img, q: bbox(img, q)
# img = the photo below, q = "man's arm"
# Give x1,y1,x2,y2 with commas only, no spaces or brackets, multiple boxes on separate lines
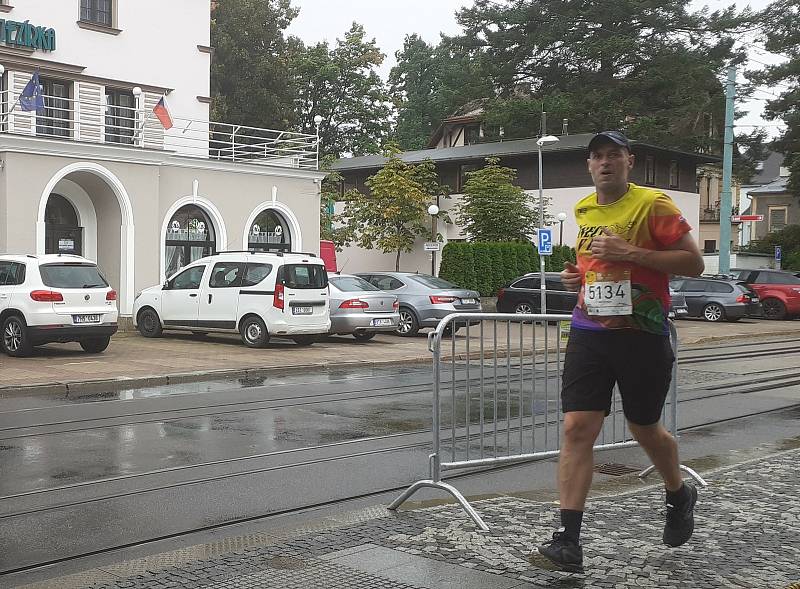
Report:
590,230,704,277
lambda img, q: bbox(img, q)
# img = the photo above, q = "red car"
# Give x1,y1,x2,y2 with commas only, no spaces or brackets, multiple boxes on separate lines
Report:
732,268,800,320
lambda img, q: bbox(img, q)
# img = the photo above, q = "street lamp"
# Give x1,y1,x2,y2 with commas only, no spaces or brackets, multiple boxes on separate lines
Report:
536,135,559,314
557,212,568,246
428,204,440,276
313,114,323,169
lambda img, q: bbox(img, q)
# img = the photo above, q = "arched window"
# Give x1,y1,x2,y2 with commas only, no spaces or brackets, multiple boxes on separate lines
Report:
165,205,216,277
45,194,82,255
248,209,291,252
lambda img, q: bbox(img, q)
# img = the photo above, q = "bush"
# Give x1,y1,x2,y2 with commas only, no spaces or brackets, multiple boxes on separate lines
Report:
439,241,577,296
783,250,800,271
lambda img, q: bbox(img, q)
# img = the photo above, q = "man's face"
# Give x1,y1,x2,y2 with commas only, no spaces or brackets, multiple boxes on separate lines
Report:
587,142,635,191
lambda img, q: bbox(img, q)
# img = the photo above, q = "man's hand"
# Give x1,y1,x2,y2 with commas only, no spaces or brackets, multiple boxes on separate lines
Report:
561,261,582,292
590,227,636,262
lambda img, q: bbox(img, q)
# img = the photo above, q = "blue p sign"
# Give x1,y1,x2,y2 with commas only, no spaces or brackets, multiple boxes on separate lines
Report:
775,246,782,262
538,228,553,255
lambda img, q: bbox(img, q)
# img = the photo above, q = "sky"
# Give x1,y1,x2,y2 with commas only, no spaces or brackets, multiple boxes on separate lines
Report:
286,0,787,138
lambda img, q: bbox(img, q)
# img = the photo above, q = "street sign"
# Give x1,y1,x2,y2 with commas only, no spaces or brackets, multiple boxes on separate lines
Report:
775,246,782,262
424,242,441,252
731,214,764,222
537,228,553,255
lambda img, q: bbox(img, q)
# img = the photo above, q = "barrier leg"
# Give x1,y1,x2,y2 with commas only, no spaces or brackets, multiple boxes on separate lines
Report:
387,480,490,532
638,463,708,488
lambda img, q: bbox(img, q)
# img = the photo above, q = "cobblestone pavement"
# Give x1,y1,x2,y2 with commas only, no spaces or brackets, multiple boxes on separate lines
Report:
26,447,800,589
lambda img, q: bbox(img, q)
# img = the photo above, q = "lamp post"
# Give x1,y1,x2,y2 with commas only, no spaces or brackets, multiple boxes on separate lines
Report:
557,211,567,247
313,114,323,170
428,204,439,276
536,135,560,314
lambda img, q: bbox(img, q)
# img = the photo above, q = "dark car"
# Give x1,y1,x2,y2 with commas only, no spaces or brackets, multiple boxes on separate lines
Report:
496,272,577,314
669,277,762,322
730,268,800,320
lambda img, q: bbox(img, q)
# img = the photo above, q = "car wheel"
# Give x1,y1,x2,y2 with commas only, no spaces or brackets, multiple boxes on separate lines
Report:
396,308,420,337
80,336,111,353
137,308,163,338
514,302,535,314
2,315,33,357
702,303,725,322
240,316,269,348
292,335,315,346
353,332,375,342
762,298,787,320
441,323,462,337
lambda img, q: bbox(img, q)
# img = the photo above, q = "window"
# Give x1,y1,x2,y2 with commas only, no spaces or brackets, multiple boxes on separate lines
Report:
708,282,734,293
512,278,537,289
645,156,656,185
280,264,328,289
458,163,482,192
242,263,273,287
329,276,379,292
370,275,404,291
0,262,25,286
105,88,135,144
669,279,685,291
81,0,113,26
545,278,565,291
669,160,679,188
683,280,707,292
248,209,291,252
409,275,458,289
703,240,716,253
209,262,244,288
755,271,800,285
37,78,72,138
39,263,108,289
165,205,216,277
768,207,787,233
169,265,206,290
464,124,482,145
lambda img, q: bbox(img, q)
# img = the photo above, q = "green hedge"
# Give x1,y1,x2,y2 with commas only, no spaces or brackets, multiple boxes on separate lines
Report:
439,241,576,296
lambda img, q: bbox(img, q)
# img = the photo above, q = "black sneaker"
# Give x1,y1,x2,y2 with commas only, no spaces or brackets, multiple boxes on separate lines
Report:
663,483,698,547
536,530,584,573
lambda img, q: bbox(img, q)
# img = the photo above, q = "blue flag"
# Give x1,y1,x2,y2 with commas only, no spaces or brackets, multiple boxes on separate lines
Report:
19,71,45,113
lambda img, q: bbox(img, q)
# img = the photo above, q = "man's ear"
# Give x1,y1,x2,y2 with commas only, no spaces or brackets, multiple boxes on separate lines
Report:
627,153,635,170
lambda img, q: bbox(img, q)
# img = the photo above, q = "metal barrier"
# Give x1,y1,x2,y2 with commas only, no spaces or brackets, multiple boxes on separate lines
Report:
388,313,707,531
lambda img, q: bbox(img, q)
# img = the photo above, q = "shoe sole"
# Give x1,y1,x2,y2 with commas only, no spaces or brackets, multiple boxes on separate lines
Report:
663,484,698,548
533,548,585,574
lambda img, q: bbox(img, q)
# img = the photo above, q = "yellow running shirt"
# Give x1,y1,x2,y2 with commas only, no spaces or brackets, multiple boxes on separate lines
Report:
571,183,692,334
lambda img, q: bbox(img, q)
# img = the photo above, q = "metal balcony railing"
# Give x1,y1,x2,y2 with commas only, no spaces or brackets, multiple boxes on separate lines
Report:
0,89,320,169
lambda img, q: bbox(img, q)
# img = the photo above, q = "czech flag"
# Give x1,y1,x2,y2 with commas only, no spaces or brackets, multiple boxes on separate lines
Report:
153,96,173,130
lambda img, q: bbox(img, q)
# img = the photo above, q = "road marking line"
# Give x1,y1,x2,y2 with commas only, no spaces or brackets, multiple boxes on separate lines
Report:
61,361,103,366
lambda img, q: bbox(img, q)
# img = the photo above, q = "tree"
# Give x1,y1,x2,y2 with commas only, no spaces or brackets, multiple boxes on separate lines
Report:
455,158,538,242
449,0,754,152
292,23,392,158
319,157,352,249
211,0,299,130
751,0,800,197
389,34,494,150
337,150,435,270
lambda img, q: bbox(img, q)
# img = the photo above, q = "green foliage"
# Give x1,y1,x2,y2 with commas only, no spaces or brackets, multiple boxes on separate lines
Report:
440,241,577,296
336,150,438,271
455,158,539,242
210,0,299,130
747,225,800,255
751,0,800,198
291,23,392,158
783,251,800,271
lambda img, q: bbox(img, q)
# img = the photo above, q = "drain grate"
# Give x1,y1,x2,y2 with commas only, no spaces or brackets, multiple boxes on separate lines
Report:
594,463,640,476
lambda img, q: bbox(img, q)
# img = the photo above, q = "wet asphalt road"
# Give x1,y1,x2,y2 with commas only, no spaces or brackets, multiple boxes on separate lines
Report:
1,338,800,574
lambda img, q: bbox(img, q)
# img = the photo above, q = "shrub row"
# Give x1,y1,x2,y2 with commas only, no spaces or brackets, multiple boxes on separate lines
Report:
439,241,576,296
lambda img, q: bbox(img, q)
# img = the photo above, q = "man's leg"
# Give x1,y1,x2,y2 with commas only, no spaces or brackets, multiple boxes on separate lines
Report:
559,410,606,510
628,420,698,547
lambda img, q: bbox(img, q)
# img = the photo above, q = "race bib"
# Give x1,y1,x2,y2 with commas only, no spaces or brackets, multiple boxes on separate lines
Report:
584,269,632,316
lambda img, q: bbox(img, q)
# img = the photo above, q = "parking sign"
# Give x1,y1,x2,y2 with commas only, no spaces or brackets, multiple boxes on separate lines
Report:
775,246,782,262
538,228,553,255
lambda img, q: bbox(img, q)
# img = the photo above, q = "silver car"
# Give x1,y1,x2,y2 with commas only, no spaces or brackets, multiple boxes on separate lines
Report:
355,272,482,336
328,274,399,341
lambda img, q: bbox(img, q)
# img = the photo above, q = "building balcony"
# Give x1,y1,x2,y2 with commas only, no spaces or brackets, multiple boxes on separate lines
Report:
0,90,319,170
700,207,740,223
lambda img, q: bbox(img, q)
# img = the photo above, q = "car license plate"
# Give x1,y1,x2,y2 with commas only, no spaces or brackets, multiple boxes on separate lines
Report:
461,298,477,305
73,314,101,324
371,318,393,327
292,306,313,315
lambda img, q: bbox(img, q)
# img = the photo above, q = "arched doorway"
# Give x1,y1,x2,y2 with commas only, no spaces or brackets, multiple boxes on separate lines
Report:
165,205,216,277
247,208,292,252
45,194,83,255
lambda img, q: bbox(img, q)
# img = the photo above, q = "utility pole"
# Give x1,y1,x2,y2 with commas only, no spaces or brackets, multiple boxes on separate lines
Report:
719,66,735,274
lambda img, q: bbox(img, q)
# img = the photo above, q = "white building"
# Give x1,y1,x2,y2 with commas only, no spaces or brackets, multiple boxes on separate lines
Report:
0,1,324,320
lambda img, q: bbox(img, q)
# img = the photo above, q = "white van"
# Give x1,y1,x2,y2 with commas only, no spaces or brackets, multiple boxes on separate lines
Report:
132,251,330,347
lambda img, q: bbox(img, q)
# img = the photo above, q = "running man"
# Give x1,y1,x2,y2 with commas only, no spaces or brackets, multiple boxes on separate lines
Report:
536,131,705,573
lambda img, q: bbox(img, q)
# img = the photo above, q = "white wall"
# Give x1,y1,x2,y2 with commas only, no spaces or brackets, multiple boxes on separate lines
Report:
3,0,210,125
335,186,701,275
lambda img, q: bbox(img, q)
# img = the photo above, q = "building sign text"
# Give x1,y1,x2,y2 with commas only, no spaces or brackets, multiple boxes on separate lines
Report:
0,20,56,52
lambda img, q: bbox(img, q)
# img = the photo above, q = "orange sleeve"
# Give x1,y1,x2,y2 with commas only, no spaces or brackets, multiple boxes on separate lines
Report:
649,194,692,247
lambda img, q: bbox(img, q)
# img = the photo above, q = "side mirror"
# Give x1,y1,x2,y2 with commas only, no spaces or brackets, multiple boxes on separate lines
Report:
162,280,169,290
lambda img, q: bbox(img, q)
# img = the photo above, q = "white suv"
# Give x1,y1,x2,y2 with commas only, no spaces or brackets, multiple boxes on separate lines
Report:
0,254,119,357
133,251,331,347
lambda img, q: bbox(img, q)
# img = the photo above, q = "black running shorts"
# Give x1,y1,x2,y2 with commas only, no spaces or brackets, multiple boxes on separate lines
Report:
560,327,675,426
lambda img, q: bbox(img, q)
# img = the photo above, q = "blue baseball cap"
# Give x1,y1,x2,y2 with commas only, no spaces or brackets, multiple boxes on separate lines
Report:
588,130,631,153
